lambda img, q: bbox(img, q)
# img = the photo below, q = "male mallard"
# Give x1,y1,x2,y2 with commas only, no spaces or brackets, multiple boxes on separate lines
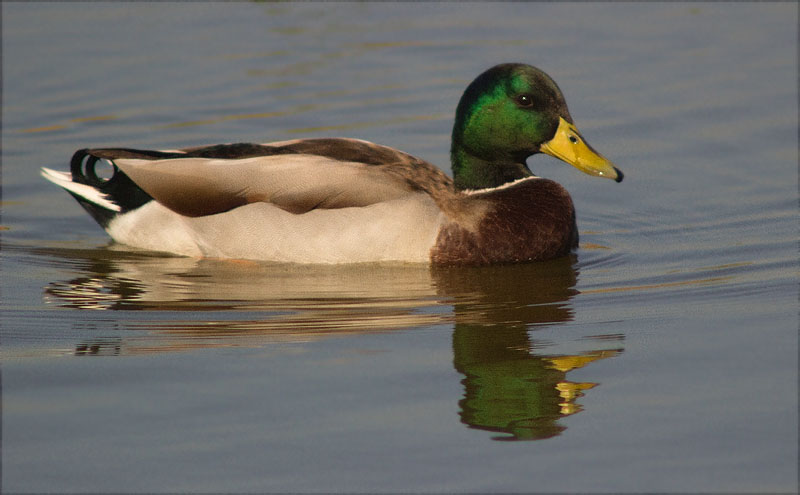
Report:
42,63,623,265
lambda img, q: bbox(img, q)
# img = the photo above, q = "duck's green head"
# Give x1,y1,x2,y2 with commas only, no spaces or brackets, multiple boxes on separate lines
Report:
451,63,623,190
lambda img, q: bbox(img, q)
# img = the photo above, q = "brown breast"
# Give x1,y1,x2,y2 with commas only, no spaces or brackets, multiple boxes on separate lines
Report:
430,178,578,265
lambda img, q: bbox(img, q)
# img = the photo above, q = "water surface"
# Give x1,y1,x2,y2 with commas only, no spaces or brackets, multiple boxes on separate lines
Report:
2,3,797,492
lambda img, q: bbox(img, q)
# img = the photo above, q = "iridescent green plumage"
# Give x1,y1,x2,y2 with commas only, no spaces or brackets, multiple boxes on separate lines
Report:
450,63,618,190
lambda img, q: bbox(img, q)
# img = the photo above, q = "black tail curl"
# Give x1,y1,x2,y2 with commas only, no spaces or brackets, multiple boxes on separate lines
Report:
69,149,153,219
70,148,115,187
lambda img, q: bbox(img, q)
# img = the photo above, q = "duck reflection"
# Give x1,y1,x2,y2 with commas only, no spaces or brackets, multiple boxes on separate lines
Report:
36,244,622,440
433,260,622,441
38,245,446,353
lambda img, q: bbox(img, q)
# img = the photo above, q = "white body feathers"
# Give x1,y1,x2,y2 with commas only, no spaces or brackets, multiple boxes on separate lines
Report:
104,193,446,263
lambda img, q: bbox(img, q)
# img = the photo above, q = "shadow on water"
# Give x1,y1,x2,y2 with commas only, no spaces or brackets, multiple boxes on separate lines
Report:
14,242,623,441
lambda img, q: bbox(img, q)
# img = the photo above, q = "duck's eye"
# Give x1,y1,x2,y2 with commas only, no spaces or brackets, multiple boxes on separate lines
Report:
569,135,579,144
516,94,534,107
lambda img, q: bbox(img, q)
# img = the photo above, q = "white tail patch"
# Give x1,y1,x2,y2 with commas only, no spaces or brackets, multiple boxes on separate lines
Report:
41,167,121,212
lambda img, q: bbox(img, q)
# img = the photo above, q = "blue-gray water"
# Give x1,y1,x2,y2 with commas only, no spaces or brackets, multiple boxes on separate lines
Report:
1,3,797,492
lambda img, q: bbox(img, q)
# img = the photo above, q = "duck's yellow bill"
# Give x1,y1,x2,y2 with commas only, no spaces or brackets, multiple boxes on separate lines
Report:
540,117,623,182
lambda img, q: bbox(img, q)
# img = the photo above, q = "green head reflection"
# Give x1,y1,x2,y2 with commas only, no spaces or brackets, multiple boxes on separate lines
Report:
435,259,623,441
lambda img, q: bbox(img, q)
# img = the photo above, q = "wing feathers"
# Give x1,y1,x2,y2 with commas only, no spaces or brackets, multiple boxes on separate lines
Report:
113,155,417,217
72,138,453,218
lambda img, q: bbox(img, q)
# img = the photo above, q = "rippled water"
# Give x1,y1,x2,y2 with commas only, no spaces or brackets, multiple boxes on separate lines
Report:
2,3,797,492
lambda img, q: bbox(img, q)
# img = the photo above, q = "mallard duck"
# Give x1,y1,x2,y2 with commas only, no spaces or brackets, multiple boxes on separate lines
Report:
42,63,622,265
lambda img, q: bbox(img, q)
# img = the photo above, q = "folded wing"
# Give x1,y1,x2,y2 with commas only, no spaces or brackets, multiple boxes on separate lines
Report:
77,138,450,217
